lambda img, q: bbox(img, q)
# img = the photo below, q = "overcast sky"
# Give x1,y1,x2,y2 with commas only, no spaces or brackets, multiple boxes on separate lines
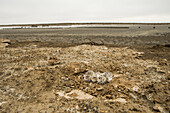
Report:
0,0,170,24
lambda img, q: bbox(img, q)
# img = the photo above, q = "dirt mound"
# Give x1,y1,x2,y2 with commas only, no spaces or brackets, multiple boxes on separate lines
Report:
0,43,169,112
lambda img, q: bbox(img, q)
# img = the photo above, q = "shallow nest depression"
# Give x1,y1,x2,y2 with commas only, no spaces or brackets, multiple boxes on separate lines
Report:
0,43,169,112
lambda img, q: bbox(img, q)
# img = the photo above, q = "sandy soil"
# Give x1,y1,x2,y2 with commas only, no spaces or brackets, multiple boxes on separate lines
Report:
0,27,170,113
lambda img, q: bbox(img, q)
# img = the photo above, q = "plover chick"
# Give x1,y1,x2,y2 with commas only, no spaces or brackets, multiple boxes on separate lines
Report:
96,72,107,84
83,71,95,82
103,72,114,82
91,73,97,83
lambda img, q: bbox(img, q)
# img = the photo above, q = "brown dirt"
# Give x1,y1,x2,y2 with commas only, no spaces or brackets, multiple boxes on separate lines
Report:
0,28,170,113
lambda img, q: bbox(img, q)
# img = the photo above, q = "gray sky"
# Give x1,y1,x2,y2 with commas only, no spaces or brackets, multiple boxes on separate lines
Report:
0,0,170,24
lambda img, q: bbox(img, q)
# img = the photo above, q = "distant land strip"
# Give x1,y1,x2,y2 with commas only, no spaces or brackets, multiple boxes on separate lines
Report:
0,22,170,27
81,27,129,29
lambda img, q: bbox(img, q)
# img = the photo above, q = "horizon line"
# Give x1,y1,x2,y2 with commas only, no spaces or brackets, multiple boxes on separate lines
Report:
1,22,170,27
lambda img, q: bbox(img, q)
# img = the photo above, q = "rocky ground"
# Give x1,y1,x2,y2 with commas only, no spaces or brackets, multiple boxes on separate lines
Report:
0,27,170,113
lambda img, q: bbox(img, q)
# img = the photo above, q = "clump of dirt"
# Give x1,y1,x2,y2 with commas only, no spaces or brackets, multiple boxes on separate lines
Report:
0,40,169,112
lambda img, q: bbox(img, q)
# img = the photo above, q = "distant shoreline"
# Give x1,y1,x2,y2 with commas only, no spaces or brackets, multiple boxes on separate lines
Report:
1,22,170,27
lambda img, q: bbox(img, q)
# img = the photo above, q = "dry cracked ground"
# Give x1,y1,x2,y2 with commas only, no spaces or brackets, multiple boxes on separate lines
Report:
0,38,170,113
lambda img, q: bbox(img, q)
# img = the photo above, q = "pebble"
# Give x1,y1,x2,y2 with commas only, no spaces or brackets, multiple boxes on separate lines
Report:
129,93,137,100
65,87,72,93
104,98,127,103
0,102,7,107
105,95,112,99
10,88,15,93
132,86,140,92
153,103,165,113
96,87,104,91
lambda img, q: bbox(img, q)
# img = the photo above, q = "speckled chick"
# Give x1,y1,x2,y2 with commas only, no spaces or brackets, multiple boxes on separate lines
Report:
83,71,95,82
96,72,107,84
103,72,114,82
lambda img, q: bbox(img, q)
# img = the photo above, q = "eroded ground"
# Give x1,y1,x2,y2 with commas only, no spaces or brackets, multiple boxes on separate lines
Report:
0,38,169,113
0,27,170,113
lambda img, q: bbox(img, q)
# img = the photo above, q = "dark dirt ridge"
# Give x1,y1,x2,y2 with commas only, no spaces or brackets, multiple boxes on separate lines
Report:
3,32,170,62
0,27,170,62
0,27,170,46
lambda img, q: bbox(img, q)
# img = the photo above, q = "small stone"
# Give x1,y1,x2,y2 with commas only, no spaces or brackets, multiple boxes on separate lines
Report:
159,59,168,65
64,82,72,87
145,65,157,73
83,87,90,92
100,109,108,113
61,77,70,81
10,88,15,93
1,39,10,43
105,95,112,99
132,86,139,92
157,68,166,74
116,57,122,60
129,93,137,100
65,87,72,93
0,102,7,107
83,107,87,110
125,72,131,75
153,103,165,113
112,98,127,103
48,59,56,66
96,87,104,91
92,93,98,97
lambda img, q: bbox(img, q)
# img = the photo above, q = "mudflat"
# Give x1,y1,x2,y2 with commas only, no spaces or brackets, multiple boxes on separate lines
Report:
0,25,170,112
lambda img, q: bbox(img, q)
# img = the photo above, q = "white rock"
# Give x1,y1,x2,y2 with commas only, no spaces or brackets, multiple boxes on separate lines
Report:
55,90,94,100
153,103,167,113
10,88,15,93
132,86,140,92
105,98,127,103
114,98,127,103
0,102,7,106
